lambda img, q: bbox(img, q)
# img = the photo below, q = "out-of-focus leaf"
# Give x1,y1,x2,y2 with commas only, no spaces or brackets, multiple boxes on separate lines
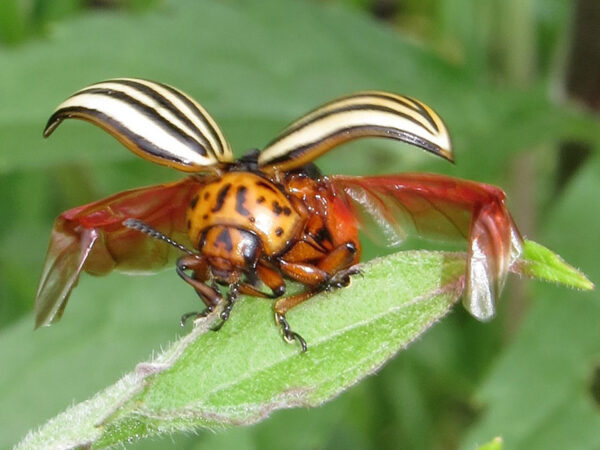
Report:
477,436,503,450
0,0,28,44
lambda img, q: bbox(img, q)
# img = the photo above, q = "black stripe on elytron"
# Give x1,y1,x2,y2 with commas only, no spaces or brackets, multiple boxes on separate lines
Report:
327,92,437,132
158,83,227,156
263,124,444,167
268,93,439,146
211,183,232,213
45,106,185,165
74,87,210,158
359,92,440,134
108,79,216,156
331,91,426,117
263,103,437,151
235,185,251,217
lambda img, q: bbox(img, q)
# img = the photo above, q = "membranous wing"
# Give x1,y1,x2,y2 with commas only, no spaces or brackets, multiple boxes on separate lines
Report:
259,91,453,172
35,177,204,328
44,78,233,172
331,174,523,321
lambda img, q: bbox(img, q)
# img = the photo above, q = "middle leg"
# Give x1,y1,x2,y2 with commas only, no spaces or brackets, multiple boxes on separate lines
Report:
273,241,359,351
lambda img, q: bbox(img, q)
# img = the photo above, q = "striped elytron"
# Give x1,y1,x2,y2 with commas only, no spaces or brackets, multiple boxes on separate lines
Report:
36,78,523,351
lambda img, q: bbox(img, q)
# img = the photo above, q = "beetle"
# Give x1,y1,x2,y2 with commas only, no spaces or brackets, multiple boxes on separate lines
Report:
35,78,523,351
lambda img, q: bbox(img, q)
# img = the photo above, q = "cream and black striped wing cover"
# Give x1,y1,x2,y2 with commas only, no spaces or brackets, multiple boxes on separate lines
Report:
258,91,453,172
44,78,233,172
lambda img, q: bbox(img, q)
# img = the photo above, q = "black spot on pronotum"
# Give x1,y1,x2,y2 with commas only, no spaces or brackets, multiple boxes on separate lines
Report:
272,201,283,215
215,228,233,252
202,214,209,220
275,227,284,237
256,180,277,193
190,194,199,209
211,183,231,212
257,196,265,204
186,219,191,229
282,206,292,216
235,185,251,216
204,192,210,200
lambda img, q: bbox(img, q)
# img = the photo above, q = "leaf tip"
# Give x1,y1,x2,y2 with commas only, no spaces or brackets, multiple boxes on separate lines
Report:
513,240,595,291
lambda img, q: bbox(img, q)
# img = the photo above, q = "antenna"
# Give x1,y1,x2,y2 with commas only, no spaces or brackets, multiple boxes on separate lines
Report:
123,218,196,256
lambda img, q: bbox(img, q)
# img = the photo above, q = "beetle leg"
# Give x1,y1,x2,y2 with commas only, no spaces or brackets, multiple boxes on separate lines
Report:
276,311,308,353
279,241,358,288
280,240,327,263
270,267,318,351
213,271,289,330
273,241,360,352
176,255,221,326
274,290,316,316
237,282,281,299
317,242,359,287
256,264,287,297
211,279,241,330
212,263,287,301
211,274,287,331
279,261,329,286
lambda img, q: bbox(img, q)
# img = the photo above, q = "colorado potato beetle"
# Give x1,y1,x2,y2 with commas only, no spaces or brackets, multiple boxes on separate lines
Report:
36,78,522,351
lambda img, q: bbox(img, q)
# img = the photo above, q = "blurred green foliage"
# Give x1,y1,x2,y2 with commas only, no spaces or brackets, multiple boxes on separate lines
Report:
0,0,159,45
323,0,570,81
0,0,598,448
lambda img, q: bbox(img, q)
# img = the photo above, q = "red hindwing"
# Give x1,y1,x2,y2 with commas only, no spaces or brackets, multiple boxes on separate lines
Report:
330,174,523,320
34,177,204,327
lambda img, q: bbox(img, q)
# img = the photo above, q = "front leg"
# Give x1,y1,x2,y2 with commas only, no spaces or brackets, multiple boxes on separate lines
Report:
176,255,222,325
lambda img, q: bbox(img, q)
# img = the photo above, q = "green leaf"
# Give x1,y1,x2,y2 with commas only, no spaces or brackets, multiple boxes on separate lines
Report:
513,240,594,290
16,251,465,449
